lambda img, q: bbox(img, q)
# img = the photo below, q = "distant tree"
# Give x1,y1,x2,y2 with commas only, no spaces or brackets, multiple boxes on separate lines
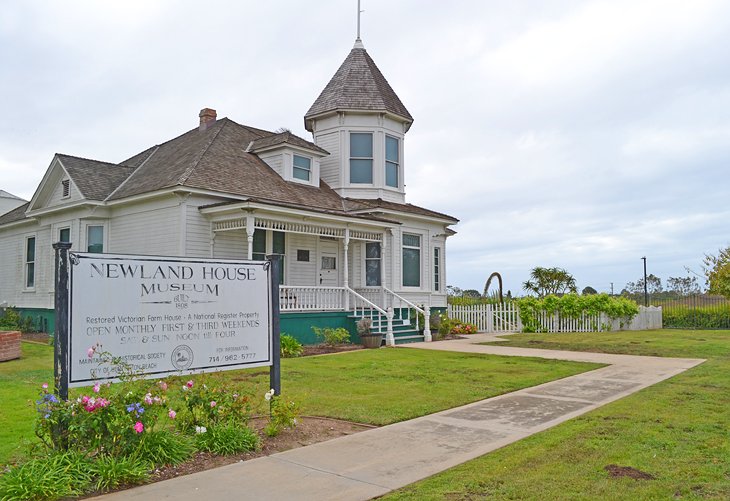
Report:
624,274,663,295
703,246,730,298
446,285,463,297
523,267,577,298
462,289,481,298
581,286,598,295
666,276,701,296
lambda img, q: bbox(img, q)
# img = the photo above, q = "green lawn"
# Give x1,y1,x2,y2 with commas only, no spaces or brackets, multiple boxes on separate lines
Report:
386,329,730,500
0,342,597,465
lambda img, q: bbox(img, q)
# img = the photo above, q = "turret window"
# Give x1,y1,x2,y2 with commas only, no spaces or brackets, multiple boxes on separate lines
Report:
385,136,399,188
293,154,311,181
350,133,373,183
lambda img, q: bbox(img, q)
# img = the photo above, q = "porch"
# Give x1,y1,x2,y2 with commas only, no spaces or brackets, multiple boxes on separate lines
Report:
202,208,439,345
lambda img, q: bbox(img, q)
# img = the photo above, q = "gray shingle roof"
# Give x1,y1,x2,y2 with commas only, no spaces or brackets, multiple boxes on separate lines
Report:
57,155,136,201
304,47,413,131
0,202,29,225
0,190,24,201
346,198,459,223
249,131,329,155
109,119,348,213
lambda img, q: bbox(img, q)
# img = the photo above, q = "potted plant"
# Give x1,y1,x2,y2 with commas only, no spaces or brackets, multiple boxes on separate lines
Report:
357,317,381,348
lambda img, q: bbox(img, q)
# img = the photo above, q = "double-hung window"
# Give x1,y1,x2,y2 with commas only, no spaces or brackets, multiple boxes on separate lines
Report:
59,228,70,243
365,242,381,286
350,132,373,183
402,233,421,287
25,236,36,288
433,247,441,291
293,154,311,181
252,230,285,284
87,226,104,253
385,135,399,188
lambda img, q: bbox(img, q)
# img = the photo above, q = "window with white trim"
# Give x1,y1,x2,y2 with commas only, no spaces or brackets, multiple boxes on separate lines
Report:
350,132,373,184
365,242,381,286
252,230,285,284
59,228,70,244
87,226,104,253
385,135,399,188
25,236,36,288
293,154,311,181
433,247,441,291
402,233,421,287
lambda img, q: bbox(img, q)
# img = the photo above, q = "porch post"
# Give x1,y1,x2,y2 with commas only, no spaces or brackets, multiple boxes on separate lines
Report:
245,214,254,260
423,299,432,342
344,228,350,311
385,307,395,346
380,233,387,308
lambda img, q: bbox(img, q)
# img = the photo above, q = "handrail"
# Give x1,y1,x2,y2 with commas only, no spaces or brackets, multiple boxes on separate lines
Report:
345,287,394,346
382,287,432,342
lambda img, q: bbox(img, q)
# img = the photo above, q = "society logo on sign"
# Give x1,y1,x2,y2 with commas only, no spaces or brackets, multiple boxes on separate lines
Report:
171,345,194,369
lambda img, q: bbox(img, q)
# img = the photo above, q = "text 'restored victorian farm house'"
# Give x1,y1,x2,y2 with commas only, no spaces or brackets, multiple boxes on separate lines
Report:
0,37,458,346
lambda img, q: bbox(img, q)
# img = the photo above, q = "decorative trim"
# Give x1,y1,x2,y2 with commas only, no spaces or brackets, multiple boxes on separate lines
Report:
213,217,383,242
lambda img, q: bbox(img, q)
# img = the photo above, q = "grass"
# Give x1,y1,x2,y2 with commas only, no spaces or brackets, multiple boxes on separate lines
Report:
385,329,730,500
0,342,597,465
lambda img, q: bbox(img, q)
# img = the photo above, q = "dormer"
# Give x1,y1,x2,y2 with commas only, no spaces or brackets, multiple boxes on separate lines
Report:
304,40,413,203
249,131,329,188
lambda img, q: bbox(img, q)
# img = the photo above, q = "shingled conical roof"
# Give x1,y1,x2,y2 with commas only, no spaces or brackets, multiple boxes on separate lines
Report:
304,45,413,131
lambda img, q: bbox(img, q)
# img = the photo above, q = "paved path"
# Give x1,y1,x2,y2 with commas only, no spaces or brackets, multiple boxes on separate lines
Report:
94,334,704,501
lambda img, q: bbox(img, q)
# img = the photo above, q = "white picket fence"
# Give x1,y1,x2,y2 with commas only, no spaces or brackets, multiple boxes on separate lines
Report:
447,304,662,333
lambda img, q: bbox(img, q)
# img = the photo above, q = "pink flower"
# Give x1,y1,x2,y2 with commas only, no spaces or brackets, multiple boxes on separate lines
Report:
93,383,100,393
41,383,48,390
144,393,153,405
168,409,176,419
81,395,90,404
186,380,194,388
158,381,168,391
87,347,95,359
210,401,216,408
133,421,144,433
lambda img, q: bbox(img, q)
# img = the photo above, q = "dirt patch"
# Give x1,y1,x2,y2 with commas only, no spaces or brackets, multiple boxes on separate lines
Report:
604,464,655,480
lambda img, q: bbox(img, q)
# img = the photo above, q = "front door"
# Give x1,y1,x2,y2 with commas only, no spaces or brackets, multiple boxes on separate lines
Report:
318,239,339,287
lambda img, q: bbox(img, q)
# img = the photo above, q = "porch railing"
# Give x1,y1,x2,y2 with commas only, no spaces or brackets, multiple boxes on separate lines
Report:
383,287,431,342
345,287,394,346
355,287,432,341
279,286,345,311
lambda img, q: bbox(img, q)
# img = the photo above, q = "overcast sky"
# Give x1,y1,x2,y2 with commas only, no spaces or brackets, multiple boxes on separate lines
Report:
1,0,729,295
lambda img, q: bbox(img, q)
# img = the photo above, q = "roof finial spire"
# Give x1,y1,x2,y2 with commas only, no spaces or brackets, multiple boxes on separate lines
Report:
354,0,364,49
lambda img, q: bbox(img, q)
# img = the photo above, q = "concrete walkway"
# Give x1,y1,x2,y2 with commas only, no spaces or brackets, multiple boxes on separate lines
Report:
94,334,704,501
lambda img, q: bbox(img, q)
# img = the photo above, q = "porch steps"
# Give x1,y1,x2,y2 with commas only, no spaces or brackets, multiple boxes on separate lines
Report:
349,311,424,345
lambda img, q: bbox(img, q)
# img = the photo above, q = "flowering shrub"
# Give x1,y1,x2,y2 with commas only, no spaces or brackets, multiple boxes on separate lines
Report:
174,374,254,432
264,389,299,437
450,321,478,335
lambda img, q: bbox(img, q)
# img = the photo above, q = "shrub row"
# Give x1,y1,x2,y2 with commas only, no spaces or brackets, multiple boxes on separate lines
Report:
516,294,639,333
663,305,730,329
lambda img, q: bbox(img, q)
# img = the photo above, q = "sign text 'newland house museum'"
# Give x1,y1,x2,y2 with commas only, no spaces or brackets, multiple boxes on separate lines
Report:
0,36,458,346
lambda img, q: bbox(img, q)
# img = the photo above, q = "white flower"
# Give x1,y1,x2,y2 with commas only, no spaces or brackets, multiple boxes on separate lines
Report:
264,389,275,401
195,425,207,434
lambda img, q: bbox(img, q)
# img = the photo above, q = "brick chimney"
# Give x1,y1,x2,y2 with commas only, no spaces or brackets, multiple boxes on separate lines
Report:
199,108,217,130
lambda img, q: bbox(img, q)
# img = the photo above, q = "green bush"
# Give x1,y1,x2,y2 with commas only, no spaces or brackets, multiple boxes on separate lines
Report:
89,455,150,491
0,451,92,501
311,326,351,346
280,334,304,358
264,391,299,437
516,294,639,333
0,307,35,333
663,305,730,329
195,424,259,455
130,430,194,466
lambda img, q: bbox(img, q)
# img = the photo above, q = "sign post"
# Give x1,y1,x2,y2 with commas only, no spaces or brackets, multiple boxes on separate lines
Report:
268,254,281,396
53,242,71,401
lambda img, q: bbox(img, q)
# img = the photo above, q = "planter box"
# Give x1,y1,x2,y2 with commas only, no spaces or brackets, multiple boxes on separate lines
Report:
0,331,21,362
360,333,383,349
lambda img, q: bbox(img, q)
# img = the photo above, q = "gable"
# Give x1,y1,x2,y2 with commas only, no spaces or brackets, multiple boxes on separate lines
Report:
27,157,83,212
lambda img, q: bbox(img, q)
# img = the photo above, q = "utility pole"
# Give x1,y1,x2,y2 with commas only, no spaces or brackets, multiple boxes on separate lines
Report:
610,282,614,295
641,257,648,306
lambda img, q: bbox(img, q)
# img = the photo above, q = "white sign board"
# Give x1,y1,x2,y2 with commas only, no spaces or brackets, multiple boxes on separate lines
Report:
68,253,271,387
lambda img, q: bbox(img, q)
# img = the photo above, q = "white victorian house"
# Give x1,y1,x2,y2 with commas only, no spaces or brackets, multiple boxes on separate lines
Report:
0,38,458,345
